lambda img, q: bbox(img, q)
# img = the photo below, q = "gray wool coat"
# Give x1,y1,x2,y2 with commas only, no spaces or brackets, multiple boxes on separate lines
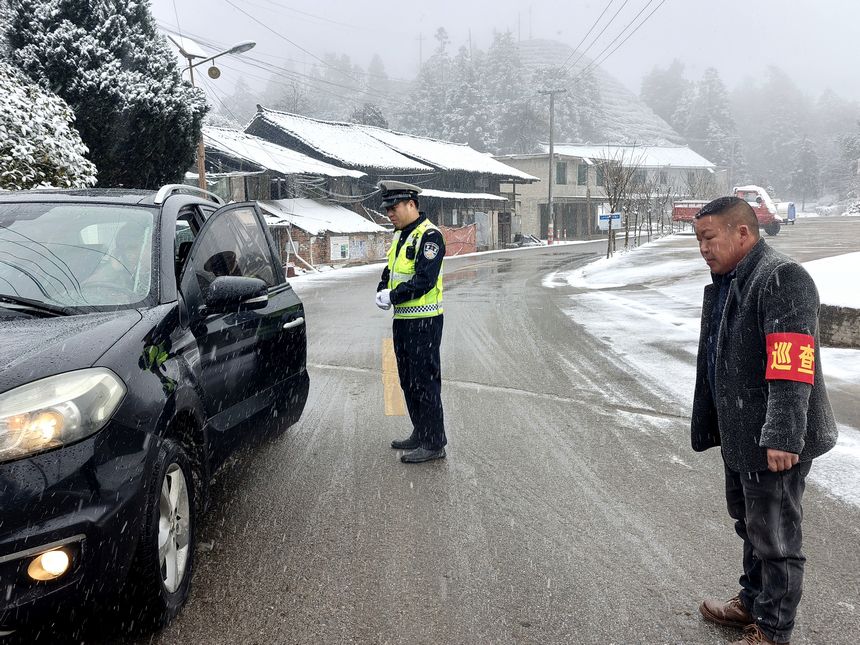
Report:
691,239,838,473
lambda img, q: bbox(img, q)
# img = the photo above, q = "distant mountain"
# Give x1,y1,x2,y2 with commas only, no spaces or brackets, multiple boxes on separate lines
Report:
518,39,685,145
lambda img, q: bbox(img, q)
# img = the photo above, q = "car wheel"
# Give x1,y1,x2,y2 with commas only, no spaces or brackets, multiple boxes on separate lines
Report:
764,222,781,236
126,438,196,627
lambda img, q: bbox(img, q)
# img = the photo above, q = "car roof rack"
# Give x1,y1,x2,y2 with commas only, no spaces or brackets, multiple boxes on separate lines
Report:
154,184,225,206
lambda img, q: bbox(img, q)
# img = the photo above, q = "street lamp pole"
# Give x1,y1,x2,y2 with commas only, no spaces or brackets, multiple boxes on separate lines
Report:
177,39,256,190
184,60,208,190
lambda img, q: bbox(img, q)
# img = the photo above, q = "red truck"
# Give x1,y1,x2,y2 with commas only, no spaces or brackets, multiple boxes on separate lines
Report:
672,185,783,235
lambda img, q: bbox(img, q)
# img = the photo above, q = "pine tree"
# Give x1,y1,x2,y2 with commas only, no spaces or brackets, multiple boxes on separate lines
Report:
0,60,97,189
442,47,492,150
5,0,207,188
790,134,819,208
640,59,689,126
682,68,738,168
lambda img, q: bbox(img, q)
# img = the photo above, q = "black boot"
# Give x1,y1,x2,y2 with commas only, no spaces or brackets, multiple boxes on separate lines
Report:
390,435,420,450
400,447,446,463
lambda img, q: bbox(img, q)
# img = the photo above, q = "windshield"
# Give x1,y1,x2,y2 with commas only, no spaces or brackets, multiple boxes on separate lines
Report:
0,202,156,309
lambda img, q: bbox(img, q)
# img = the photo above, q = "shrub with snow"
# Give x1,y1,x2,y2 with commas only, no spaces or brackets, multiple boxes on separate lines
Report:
5,0,207,189
0,61,97,190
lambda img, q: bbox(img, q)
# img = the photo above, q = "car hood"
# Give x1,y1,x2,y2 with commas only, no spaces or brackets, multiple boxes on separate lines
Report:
0,309,142,394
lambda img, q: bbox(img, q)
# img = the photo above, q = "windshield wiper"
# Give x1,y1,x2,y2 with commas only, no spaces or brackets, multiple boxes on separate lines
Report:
0,294,74,316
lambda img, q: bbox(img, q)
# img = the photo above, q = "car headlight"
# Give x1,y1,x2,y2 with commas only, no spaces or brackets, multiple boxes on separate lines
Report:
0,368,126,463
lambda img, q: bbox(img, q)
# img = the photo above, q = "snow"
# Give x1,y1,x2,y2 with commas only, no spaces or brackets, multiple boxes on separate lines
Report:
420,189,508,202
0,62,97,190
548,235,860,506
356,125,539,181
204,127,365,179
250,108,433,172
540,144,715,169
802,252,860,308
258,199,388,235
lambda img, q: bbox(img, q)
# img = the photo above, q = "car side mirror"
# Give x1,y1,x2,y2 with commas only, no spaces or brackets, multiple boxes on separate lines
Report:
201,276,268,315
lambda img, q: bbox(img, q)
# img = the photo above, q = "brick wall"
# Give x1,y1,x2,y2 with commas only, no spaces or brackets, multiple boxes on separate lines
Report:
267,226,392,267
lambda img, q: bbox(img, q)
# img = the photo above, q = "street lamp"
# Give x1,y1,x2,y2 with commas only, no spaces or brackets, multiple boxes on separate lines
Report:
169,34,256,190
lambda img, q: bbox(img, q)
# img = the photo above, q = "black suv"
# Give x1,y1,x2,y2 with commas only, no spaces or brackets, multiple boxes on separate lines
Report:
0,186,309,634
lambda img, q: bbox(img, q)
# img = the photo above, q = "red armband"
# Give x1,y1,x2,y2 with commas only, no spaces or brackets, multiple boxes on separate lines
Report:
765,332,815,384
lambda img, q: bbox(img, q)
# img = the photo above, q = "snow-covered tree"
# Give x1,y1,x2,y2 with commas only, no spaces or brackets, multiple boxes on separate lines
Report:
217,77,258,126
789,134,819,208
732,67,810,196
396,30,452,138
349,103,389,129
5,0,207,189
678,68,739,169
640,59,689,126
0,61,97,190
441,47,492,150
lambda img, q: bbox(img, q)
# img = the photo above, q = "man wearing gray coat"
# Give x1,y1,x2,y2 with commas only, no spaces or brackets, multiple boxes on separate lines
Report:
690,196,837,645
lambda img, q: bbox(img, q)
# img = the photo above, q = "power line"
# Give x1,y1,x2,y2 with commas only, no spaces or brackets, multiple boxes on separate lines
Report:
158,21,406,82
558,0,617,71
561,0,631,75
220,0,369,88
252,0,388,34
572,0,667,83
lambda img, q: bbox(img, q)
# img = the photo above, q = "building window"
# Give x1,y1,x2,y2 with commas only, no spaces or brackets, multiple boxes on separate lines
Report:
632,169,646,185
595,165,605,186
577,164,588,185
556,162,567,185
659,170,668,185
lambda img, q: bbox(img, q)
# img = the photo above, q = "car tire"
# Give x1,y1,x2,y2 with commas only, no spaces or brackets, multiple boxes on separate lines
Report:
125,438,196,628
764,222,781,236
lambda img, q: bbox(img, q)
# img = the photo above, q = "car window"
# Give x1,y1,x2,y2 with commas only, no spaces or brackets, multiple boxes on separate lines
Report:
190,205,277,293
174,208,198,283
0,202,155,308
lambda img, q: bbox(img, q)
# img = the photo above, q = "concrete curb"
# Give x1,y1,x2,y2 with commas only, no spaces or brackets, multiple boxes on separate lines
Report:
820,304,860,348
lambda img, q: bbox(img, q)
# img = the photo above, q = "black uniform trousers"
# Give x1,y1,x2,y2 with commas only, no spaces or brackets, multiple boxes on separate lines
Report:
725,460,811,643
392,315,446,450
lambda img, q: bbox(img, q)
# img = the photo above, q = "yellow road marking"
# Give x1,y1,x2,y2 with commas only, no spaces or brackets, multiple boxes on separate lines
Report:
382,339,406,416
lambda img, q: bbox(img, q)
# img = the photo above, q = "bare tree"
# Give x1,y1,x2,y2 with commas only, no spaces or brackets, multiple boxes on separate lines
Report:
682,169,720,199
600,145,645,257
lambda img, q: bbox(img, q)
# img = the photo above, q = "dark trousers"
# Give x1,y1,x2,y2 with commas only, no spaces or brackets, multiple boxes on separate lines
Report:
392,315,446,450
724,460,812,644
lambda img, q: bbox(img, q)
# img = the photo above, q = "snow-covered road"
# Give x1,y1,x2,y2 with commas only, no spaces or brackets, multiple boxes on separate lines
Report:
546,231,860,506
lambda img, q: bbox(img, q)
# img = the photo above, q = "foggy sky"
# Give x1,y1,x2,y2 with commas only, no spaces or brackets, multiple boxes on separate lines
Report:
152,0,860,103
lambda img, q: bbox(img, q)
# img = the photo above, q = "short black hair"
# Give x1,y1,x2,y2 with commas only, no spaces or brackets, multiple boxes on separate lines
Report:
695,195,759,235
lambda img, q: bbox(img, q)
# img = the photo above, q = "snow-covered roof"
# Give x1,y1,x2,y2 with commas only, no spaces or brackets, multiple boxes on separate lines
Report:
539,144,715,169
258,198,388,235
249,108,432,172
420,189,508,202
203,127,364,178
356,126,538,182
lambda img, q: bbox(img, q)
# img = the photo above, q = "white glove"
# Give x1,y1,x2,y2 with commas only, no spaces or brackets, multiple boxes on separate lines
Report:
375,289,392,310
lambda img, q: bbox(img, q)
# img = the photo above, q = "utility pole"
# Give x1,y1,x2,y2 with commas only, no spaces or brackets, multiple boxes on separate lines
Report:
539,88,566,244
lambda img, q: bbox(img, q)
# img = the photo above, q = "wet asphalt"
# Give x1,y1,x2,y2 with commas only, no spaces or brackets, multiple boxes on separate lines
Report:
35,218,860,644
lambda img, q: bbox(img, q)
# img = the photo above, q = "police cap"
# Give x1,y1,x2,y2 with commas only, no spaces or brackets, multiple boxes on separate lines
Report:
378,180,421,209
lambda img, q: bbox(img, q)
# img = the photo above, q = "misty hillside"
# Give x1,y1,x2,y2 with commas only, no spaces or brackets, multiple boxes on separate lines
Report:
517,39,684,145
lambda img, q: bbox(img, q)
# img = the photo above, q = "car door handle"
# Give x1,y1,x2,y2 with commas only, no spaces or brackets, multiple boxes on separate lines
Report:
282,316,305,330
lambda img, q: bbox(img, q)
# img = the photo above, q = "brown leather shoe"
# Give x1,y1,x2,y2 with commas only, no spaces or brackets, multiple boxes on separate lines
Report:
699,594,754,628
730,624,785,644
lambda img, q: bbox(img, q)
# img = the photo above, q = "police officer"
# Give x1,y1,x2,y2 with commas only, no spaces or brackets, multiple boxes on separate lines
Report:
375,181,447,463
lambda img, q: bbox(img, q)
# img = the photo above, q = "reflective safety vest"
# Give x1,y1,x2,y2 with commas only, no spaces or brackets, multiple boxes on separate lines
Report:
387,219,443,319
